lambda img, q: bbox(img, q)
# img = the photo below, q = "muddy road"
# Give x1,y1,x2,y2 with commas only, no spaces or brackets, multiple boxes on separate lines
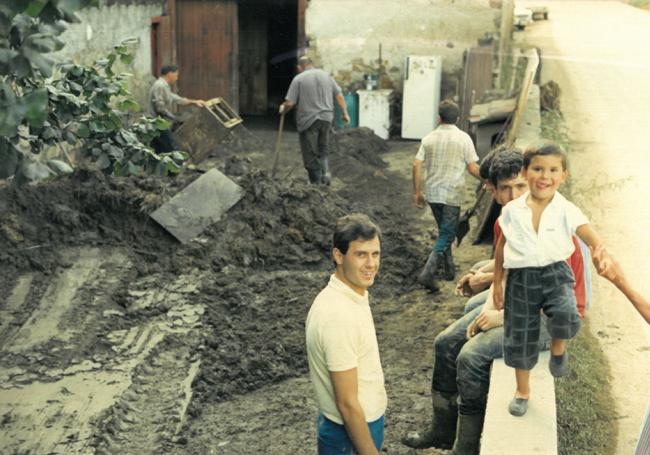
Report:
522,1,650,453
0,124,488,454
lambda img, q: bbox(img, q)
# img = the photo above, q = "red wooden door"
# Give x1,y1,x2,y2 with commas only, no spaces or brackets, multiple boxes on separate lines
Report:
176,0,238,108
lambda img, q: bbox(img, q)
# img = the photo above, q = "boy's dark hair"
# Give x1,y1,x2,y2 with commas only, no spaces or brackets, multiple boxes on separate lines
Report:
161,65,178,76
523,143,568,170
438,100,459,124
489,148,524,186
333,213,381,258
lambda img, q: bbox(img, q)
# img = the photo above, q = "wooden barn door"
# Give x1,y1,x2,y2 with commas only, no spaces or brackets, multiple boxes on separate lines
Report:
176,0,239,109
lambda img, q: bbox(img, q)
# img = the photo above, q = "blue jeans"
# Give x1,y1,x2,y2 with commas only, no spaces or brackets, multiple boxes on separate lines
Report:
429,203,460,254
317,413,384,454
464,289,490,315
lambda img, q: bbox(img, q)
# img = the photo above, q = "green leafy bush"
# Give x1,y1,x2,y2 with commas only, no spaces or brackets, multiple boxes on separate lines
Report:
1,0,188,183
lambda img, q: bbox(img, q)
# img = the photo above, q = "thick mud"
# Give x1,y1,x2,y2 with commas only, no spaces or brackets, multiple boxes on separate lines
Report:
0,126,485,454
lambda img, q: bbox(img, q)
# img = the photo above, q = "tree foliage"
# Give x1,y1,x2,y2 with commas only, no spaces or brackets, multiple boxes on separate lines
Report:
1,0,188,182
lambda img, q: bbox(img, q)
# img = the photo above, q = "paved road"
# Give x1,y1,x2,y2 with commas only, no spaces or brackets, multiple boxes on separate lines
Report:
522,1,650,453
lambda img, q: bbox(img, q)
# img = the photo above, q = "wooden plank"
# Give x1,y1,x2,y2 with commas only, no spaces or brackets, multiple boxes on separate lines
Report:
460,46,495,132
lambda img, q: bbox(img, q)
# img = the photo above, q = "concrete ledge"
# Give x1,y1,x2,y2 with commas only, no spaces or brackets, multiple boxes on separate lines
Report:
480,351,558,454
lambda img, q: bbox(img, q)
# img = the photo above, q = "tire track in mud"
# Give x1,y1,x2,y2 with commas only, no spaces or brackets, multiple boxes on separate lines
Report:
93,335,201,455
0,248,208,454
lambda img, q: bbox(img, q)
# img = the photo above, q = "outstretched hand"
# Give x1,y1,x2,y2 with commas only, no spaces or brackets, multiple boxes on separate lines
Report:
590,245,617,281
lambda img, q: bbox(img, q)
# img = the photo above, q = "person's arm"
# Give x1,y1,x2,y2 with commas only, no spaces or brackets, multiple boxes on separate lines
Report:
467,284,505,337
330,368,380,455
466,161,481,180
412,159,425,208
492,233,506,310
455,260,495,296
180,98,206,107
335,93,350,124
591,245,650,324
279,99,295,114
169,90,205,108
576,224,613,276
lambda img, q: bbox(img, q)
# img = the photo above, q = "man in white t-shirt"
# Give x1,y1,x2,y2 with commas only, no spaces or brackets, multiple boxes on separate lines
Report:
306,213,387,454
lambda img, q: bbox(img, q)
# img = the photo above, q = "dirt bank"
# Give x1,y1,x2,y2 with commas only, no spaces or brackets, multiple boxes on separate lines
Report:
1,125,487,454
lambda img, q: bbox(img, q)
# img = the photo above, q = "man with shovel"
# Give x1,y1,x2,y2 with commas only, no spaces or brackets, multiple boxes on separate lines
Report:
279,56,350,185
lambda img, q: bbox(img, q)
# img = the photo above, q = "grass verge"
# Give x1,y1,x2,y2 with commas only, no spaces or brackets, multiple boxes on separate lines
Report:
555,320,617,455
541,108,617,455
629,0,650,11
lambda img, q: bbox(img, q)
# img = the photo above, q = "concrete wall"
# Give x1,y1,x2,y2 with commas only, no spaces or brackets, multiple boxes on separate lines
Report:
305,0,503,93
54,1,165,106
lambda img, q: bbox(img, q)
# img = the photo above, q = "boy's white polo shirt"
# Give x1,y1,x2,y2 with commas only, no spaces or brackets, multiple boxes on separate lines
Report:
305,274,387,425
499,190,589,269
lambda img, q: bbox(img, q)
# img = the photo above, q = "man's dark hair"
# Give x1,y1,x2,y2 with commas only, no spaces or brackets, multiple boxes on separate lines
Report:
161,64,178,76
479,147,504,181
523,143,568,170
438,99,460,124
333,213,381,258
489,148,524,186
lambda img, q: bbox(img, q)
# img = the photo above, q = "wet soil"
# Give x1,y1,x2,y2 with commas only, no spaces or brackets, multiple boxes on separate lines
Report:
0,124,487,454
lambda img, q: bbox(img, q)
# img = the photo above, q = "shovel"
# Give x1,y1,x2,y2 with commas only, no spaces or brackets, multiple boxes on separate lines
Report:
456,186,489,246
271,112,286,178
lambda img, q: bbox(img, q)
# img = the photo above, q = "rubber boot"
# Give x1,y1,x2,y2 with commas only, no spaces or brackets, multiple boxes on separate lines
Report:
417,251,443,292
306,168,322,184
402,391,458,449
320,156,331,186
451,413,485,455
443,249,456,281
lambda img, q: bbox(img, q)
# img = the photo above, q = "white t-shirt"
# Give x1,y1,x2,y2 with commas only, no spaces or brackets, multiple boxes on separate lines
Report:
499,191,589,269
305,274,387,424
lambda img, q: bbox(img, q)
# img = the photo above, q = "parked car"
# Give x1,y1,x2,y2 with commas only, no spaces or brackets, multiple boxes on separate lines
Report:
530,5,549,20
514,6,533,30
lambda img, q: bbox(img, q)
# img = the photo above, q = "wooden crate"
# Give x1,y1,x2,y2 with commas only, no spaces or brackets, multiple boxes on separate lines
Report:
174,98,243,164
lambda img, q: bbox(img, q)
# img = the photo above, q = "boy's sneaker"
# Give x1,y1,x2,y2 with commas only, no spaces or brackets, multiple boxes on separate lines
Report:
508,397,528,417
549,351,569,377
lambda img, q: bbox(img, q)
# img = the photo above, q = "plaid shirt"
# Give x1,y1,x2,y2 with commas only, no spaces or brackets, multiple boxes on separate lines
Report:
415,124,478,206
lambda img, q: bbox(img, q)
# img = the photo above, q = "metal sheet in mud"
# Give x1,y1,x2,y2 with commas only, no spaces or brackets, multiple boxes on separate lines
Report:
150,169,243,243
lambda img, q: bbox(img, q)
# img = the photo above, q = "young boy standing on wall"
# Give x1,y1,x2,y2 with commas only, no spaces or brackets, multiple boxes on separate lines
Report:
492,144,613,417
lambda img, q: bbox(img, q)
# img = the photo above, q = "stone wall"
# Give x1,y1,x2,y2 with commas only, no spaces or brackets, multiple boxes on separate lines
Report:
53,1,165,106
305,0,504,93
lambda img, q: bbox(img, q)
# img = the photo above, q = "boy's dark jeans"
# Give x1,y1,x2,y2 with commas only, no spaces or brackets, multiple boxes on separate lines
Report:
429,203,460,254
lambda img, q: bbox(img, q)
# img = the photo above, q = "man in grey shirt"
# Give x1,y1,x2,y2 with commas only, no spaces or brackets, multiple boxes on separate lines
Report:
279,57,349,185
148,64,205,154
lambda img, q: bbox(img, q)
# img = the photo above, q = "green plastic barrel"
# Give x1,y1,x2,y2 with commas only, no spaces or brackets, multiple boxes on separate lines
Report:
335,92,358,129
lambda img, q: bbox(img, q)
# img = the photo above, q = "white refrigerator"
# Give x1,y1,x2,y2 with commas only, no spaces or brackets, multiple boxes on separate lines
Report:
401,55,442,140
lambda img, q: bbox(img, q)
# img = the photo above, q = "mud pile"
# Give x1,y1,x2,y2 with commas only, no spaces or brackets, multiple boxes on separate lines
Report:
0,126,426,450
